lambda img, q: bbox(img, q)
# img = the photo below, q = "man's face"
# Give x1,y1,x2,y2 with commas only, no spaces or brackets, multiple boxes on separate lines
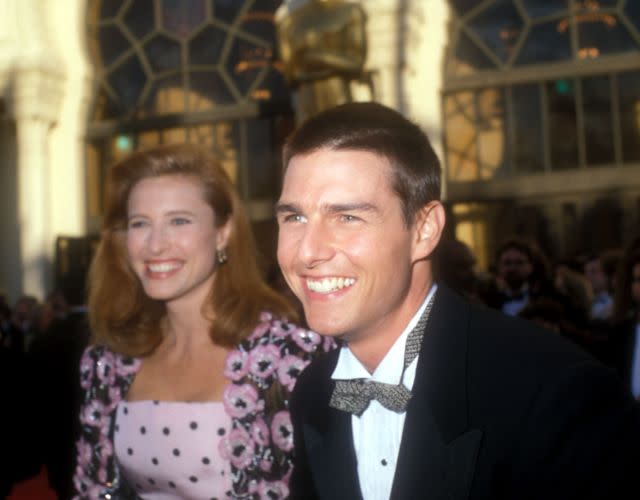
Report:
277,148,428,346
498,248,532,290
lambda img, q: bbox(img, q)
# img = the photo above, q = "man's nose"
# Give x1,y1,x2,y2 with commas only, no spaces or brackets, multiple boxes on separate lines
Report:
298,220,334,268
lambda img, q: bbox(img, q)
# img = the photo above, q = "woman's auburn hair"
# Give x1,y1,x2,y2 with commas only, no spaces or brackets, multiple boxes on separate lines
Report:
88,143,297,357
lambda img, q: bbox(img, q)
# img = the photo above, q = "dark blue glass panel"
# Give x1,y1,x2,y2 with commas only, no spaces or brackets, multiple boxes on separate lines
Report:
449,0,483,17
92,87,120,120
123,0,155,39
189,25,227,65
107,54,147,109
252,66,290,102
225,37,264,96
546,80,579,169
190,70,236,106
625,1,640,32
246,119,277,198
452,29,496,73
468,0,523,63
511,84,544,173
578,14,638,56
99,25,130,67
618,71,640,162
100,0,125,18
212,0,243,25
520,0,568,18
161,0,206,39
515,21,571,65
144,35,182,73
581,76,614,166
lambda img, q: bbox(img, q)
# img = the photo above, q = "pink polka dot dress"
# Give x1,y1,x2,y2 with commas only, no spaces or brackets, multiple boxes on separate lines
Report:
114,400,233,499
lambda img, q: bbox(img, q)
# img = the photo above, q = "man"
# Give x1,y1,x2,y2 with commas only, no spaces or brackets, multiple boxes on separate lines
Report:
276,102,640,500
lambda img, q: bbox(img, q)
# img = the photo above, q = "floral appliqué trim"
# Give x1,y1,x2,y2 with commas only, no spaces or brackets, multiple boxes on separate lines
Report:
73,313,335,499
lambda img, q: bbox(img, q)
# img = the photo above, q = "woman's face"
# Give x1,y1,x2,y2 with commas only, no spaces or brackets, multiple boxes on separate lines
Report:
126,175,230,309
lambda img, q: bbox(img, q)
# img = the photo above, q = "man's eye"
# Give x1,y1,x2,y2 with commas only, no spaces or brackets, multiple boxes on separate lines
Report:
341,214,359,222
283,214,306,223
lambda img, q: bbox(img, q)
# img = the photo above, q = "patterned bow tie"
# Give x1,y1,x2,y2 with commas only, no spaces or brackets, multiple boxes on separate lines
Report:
329,297,434,417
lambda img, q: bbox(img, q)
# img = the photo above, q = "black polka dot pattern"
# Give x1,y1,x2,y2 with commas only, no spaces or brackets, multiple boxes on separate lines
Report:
152,457,158,465
190,421,198,430
140,426,146,435
163,427,170,435
190,476,198,483
202,457,210,465
173,448,180,457
217,427,225,436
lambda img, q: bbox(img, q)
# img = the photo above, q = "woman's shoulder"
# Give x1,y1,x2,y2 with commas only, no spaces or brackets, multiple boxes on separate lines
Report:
79,344,141,390
245,311,336,354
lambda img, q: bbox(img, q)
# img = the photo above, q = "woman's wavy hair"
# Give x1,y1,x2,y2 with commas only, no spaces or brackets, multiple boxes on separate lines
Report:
89,143,297,357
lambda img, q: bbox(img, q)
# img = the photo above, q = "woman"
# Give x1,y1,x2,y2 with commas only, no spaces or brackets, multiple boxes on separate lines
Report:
73,144,333,499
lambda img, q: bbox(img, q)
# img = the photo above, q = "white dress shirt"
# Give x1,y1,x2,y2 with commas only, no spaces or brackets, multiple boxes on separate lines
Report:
331,285,438,500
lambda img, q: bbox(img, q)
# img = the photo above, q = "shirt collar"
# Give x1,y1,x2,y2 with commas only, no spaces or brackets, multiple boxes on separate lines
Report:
331,284,438,384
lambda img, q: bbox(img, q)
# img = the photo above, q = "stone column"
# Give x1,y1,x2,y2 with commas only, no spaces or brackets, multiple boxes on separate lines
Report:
12,65,64,299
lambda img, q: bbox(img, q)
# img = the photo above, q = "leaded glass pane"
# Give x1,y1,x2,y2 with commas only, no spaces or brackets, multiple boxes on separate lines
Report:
511,84,544,173
123,0,155,39
546,80,579,169
107,54,147,109
99,25,131,67
581,76,615,166
141,75,184,116
467,0,523,63
189,25,228,66
618,71,640,162
450,29,495,76
161,0,207,39
445,92,479,181
144,35,182,73
449,0,484,17
625,1,640,32
212,0,244,25
577,14,638,57
515,20,572,65
225,36,269,97
189,71,236,108
477,88,508,179
100,0,125,18
255,67,289,102
520,0,569,18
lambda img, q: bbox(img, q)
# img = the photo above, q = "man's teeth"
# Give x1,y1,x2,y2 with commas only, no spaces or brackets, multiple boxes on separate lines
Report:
148,262,181,273
307,277,355,293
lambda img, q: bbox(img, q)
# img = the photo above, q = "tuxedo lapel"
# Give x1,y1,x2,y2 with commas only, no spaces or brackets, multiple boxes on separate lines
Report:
301,352,363,500
391,286,482,500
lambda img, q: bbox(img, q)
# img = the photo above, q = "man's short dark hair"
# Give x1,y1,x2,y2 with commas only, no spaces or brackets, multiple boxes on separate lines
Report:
282,101,441,226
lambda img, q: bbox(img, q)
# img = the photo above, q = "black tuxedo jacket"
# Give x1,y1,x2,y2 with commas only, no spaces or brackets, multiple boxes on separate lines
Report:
290,286,640,500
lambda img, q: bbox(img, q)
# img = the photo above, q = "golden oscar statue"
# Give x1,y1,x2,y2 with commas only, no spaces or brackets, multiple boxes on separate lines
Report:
275,0,370,123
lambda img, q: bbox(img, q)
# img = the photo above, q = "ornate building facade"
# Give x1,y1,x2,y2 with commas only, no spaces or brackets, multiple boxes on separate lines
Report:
0,0,638,302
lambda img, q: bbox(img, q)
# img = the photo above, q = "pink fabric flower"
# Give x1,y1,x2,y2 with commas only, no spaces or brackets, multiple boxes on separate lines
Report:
249,320,272,341
271,411,293,452
95,351,116,387
76,438,93,468
248,344,281,378
251,417,270,446
81,400,103,427
79,352,94,390
277,355,309,391
292,328,322,352
219,427,254,469
224,350,250,381
268,319,291,338
223,383,264,419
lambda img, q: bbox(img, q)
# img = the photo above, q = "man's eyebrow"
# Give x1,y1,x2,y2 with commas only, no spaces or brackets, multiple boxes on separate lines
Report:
275,202,300,214
324,202,379,214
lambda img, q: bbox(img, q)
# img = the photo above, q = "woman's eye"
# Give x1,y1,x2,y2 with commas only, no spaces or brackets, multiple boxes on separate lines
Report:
128,220,146,229
172,218,191,226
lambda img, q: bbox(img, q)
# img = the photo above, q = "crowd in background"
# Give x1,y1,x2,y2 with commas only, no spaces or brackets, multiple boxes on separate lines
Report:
1,232,640,498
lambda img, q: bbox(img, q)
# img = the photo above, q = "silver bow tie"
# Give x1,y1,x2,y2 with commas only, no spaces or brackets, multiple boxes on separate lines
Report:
329,296,435,416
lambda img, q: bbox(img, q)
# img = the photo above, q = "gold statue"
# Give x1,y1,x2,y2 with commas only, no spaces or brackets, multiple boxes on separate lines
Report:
275,0,370,122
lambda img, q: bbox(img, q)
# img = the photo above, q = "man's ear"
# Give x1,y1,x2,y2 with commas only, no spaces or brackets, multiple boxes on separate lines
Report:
411,201,446,262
